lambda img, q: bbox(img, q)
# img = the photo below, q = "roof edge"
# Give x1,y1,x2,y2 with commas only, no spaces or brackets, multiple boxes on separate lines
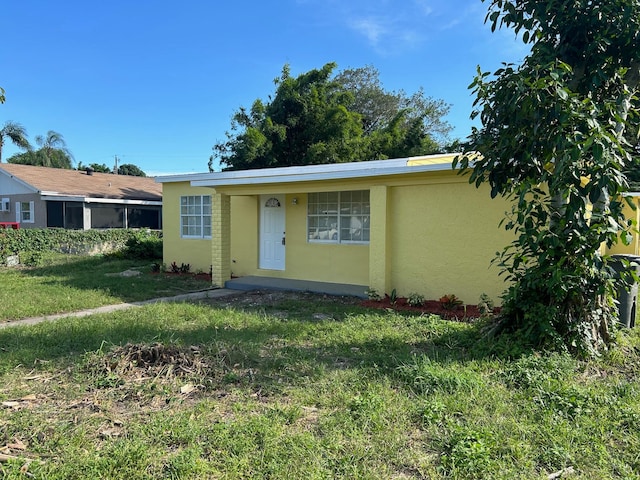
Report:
156,153,458,186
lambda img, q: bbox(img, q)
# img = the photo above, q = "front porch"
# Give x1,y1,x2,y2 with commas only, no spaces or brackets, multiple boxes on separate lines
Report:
225,276,368,298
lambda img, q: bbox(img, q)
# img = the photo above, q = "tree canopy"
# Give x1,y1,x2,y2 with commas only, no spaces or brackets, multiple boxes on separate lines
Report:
211,63,452,171
77,162,112,173
75,161,147,176
9,149,73,169
8,130,73,168
117,163,147,177
455,0,640,355
0,121,31,163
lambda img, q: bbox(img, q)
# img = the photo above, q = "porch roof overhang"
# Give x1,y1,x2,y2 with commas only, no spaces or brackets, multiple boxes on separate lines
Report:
155,154,458,188
40,193,162,206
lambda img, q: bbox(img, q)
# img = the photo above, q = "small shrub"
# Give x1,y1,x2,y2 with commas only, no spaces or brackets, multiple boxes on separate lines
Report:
170,261,191,274
407,292,425,307
439,294,463,310
365,288,381,301
478,293,495,316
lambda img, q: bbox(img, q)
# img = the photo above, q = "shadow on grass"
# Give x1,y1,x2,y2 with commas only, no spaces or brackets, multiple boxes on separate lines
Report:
0,296,535,396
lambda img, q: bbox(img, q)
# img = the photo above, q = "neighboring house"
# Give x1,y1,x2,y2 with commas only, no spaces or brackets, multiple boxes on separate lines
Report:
157,154,519,304
0,163,162,230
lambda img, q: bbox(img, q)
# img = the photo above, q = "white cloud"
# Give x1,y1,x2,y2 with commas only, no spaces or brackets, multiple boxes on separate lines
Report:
349,17,388,46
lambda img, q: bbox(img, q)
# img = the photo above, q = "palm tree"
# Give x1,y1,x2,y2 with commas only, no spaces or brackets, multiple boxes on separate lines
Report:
35,130,74,167
0,121,31,163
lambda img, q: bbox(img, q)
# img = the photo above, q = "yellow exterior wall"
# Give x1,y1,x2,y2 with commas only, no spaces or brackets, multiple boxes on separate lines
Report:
605,197,640,256
387,174,513,304
229,195,259,277
228,192,369,285
162,165,513,303
161,182,216,274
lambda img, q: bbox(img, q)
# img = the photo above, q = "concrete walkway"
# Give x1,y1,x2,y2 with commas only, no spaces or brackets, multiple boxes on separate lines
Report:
0,288,238,330
1,277,367,330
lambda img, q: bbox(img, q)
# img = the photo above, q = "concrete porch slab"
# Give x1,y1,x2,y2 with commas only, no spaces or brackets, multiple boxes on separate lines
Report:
225,276,368,298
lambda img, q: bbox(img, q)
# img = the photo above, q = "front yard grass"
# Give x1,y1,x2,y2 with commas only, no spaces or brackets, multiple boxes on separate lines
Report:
0,254,212,322
0,286,639,479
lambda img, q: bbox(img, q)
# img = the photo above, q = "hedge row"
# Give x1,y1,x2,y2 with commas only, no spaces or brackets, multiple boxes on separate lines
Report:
0,228,162,263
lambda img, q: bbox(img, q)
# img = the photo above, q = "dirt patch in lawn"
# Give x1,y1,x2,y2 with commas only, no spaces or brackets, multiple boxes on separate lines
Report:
200,289,362,310
98,342,212,379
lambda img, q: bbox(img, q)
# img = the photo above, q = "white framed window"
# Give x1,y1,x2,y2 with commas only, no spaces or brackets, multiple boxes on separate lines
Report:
180,195,211,238
16,201,34,223
1,198,9,212
308,190,370,244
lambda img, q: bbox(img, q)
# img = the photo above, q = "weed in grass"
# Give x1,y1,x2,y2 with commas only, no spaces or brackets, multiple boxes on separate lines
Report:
415,398,448,427
500,352,577,390
440,426,496,477
396,356,483,395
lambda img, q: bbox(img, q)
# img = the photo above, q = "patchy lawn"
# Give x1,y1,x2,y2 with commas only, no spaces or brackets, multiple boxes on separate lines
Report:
1,291,639,479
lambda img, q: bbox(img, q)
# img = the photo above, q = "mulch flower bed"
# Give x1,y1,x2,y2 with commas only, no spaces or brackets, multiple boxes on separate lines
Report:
360,296,499,321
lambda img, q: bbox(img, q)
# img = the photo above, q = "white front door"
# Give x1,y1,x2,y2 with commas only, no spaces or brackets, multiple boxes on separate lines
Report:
259,195,286,270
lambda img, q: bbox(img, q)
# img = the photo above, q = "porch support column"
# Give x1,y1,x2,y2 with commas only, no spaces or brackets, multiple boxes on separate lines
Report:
211,192,231,287
369,185,391,296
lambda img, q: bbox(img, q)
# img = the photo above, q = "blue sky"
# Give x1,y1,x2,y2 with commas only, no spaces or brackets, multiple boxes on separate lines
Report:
1,0,528,176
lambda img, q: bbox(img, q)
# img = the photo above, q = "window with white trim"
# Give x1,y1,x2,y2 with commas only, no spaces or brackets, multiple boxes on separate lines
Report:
16,201,34,223
180,195,211,238
308,190,370,243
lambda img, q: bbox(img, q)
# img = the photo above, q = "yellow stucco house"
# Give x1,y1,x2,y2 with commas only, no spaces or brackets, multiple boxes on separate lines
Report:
156,153,524,304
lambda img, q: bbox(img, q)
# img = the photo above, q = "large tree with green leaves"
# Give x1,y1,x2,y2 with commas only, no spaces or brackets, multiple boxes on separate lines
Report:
335,65,451,151
211,63,451,171
0,121,31,163
117,163,146,177
8,130,73,168
456,0,640,355
77,162,112,173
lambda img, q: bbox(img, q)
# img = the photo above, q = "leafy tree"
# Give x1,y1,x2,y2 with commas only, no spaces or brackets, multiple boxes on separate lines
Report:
117,163,146,176
455,0,640,355
335,65,451,145
77,162,112,173
35,131,74,167
8,130,74,168
0,121,31,163
211,63,452,171
0,87,5,104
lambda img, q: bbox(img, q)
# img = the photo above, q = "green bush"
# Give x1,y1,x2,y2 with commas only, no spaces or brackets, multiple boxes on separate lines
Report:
123,230,163,259
0,228,162,265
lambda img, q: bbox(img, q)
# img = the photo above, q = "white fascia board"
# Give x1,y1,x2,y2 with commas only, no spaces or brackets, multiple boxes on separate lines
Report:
156,154,457,185
190,161,455,188
41,194,162,206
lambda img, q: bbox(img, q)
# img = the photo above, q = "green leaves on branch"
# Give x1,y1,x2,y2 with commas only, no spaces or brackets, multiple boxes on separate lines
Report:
460,0,640,355
212,63,452,170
